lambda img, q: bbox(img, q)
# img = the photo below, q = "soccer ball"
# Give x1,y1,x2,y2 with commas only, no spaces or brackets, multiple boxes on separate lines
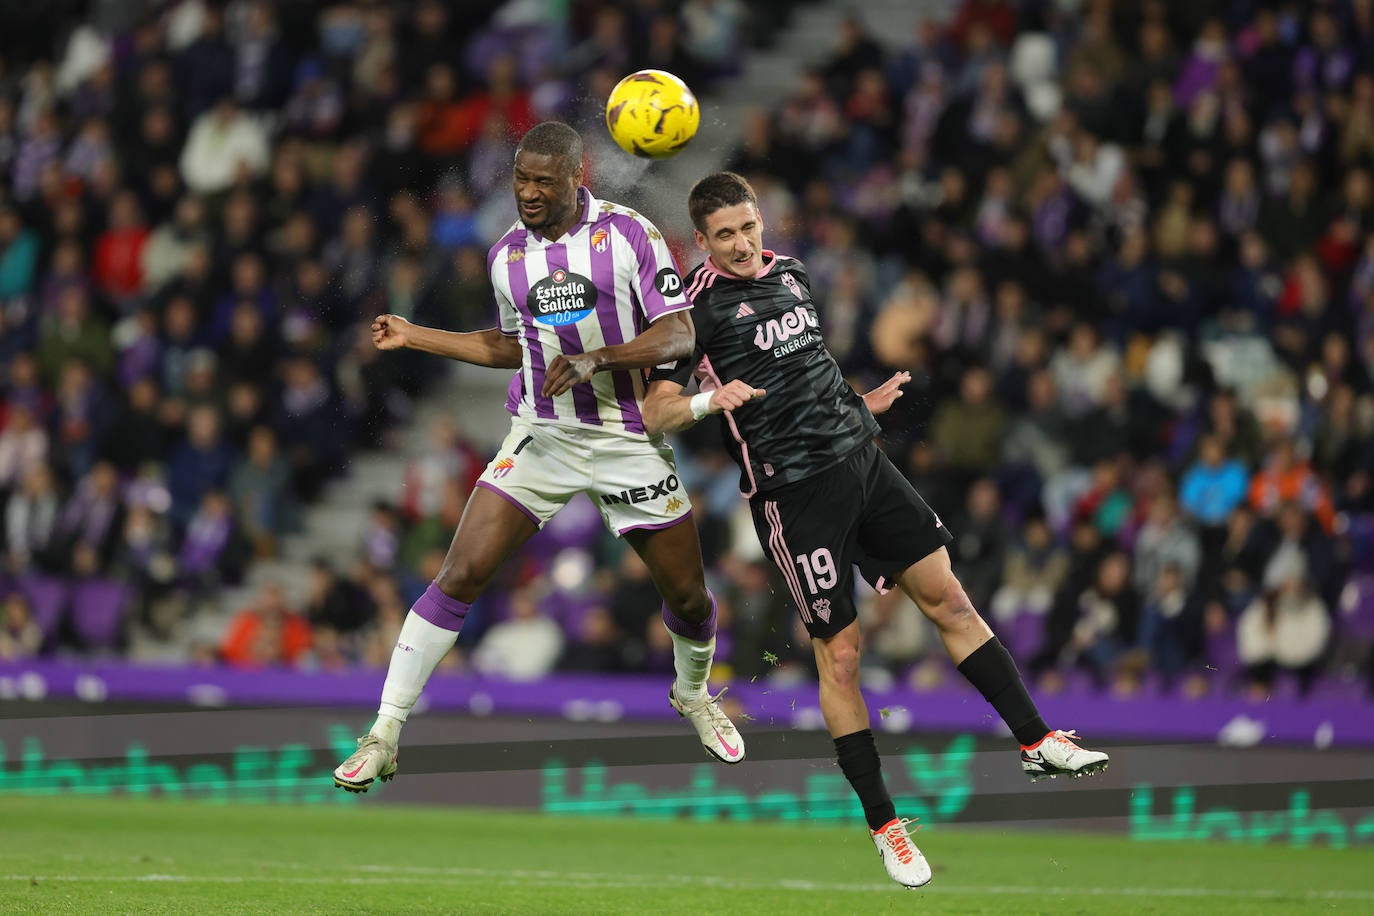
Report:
604,69,700,159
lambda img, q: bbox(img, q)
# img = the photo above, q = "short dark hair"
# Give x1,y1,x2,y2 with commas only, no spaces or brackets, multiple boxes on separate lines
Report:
688,171,757,231
517,121,583,171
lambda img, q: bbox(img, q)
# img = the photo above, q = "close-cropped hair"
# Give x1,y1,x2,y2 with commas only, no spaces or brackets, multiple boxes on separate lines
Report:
688,172,758,231
517,121,584,170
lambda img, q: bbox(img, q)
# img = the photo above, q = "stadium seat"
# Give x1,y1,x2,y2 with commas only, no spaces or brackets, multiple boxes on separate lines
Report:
1004,612,1046,660
1063,668,1098,694
1339,575,1374,641
1308,673,1368,704
16,574,70,649
1135,670,1166,698
69,579,131,651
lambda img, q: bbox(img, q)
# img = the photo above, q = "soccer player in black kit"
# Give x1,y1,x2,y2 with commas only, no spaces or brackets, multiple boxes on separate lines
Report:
643,172,1109,889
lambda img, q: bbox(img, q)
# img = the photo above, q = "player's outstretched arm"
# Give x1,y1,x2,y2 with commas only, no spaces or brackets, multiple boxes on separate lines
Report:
371,314,523,369
642,379,766,436
543,311,695,397
861,371,911,416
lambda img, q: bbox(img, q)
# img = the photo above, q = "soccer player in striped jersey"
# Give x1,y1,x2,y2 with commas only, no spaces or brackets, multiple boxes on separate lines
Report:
334,123,747,792
644,172,1109,889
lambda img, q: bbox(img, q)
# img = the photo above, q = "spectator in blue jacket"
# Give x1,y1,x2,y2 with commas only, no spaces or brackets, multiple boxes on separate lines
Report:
1180,434,1250,529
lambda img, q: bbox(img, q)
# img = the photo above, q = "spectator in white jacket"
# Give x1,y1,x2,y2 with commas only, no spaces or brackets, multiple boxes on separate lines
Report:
1237,552,1331,698
0,402,48,491
473,585,564,681
179,97,268,195
141,195,209,292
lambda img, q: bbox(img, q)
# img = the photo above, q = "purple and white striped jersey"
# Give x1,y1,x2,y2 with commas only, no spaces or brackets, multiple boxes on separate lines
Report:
487,187,690,437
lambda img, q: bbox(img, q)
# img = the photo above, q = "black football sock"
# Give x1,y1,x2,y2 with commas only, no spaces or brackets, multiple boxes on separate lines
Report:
834,729,897,831
957,637,1050,747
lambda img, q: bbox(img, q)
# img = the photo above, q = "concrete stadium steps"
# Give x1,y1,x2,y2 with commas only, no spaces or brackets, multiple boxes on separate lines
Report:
196,364,515,623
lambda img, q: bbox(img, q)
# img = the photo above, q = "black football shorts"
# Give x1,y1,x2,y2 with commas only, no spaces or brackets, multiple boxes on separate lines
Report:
748,443,952,639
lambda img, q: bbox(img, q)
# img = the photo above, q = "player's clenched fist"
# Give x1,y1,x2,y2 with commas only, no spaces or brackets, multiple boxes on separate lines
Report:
371,314,411,351
542,353,600,397
710,380,766,414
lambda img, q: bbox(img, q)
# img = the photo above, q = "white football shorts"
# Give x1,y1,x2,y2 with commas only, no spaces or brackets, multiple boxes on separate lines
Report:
474,418,692,536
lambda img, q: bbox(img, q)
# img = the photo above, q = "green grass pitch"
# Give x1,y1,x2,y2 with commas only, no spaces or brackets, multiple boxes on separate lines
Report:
0,796,1368,914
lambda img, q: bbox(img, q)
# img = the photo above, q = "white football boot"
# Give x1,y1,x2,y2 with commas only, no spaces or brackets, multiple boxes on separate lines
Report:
333,734,399,792
669,686,745,764
1020,729,1110,782
871,817,932,888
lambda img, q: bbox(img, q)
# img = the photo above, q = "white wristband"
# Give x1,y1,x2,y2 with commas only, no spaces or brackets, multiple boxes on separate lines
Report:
689,391,713,421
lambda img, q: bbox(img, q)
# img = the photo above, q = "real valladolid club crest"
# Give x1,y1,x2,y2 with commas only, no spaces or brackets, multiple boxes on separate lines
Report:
591,228,609,252
780,272,803,300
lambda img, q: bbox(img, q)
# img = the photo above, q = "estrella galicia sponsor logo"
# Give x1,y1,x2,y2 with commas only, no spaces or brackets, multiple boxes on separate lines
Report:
753,304,820,353
602,474,680,506
528,269,597,326
655,267,683,297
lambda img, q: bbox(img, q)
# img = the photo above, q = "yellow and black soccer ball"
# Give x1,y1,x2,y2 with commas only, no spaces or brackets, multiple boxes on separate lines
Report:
604,69,700,159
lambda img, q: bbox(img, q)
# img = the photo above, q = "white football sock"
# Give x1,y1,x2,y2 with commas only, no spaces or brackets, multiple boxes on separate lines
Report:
370,713,403,745
669,631,716,703
371,611,459,743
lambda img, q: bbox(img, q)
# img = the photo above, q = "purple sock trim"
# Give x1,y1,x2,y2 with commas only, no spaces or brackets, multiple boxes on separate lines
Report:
662,591,717,642
413,583,470,632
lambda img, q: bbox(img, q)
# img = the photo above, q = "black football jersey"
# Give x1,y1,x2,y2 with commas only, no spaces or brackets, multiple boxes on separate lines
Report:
650,251,879,494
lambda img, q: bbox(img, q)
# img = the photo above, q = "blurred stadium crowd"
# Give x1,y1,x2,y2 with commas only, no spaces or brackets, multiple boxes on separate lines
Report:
1,0,1373,706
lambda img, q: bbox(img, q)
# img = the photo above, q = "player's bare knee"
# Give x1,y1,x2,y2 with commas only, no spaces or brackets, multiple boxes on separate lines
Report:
434,560,481,600
928,578,978,631
665,583,712,624
820,640,862,689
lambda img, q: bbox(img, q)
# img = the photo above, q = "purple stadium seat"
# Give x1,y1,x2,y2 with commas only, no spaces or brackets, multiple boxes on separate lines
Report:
16,574,70,645
715,630,734,664
1308,674,1366,704
1136,670,1166,698
1268,673,1302,702
1204,626,1241,675
69,579,130,650
1346,514,1374,569
1197,625,1243,696
534,494,602,554
549,593,600,634
1003,612,1046,659
1341,575,1374,641
1063,667,1098,695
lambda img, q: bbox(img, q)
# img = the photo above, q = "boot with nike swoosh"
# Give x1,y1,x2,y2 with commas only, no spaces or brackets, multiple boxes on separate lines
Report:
669,686,745,764
333,734,399,792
